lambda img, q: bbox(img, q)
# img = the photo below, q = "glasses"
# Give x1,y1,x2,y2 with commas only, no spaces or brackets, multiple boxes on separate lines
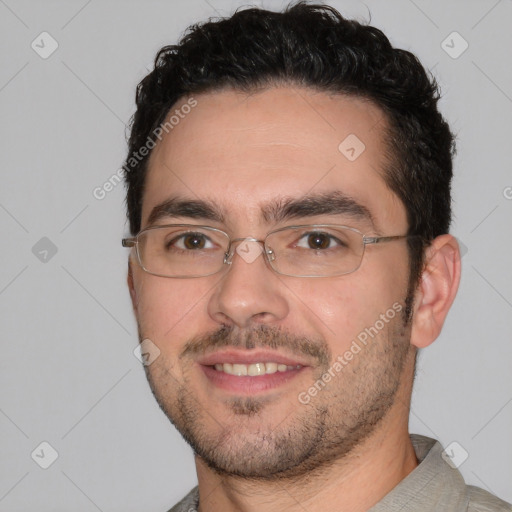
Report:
122,224,416,278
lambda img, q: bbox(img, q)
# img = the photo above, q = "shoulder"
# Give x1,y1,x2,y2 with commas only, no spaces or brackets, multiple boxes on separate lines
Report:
467,485,511,512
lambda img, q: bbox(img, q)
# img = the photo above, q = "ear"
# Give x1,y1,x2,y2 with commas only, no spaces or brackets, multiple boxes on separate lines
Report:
127,260,138,314
410,234,461,348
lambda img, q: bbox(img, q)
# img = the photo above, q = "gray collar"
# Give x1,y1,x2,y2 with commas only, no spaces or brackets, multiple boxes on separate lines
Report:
369,434,469,511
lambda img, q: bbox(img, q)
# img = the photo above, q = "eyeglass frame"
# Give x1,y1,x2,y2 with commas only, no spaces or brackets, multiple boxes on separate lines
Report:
122,223,422,279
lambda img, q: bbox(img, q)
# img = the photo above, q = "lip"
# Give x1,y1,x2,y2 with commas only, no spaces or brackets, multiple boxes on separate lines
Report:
197,349,310,395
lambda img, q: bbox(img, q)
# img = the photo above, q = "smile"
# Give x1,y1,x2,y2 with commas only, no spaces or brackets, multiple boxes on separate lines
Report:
212,362,303,376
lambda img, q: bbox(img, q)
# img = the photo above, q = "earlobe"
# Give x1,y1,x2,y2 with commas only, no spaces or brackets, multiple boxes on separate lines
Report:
410,234,461,349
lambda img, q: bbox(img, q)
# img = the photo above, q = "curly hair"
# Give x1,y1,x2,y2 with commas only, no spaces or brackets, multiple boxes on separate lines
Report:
123,1,456,307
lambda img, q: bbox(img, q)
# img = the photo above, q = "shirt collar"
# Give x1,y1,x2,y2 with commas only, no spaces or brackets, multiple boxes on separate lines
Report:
369,434,469,512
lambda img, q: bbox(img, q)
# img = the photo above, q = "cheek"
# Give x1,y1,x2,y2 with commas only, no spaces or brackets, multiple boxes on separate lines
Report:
332,285,381,340
287,278,374,349
289,270,406,354
134,274,210,346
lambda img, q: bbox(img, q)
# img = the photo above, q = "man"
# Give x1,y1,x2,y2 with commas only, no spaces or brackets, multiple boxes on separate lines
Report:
121,2,510,511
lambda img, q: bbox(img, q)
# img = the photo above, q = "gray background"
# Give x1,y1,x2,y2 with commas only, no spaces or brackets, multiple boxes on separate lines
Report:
0,0,511,510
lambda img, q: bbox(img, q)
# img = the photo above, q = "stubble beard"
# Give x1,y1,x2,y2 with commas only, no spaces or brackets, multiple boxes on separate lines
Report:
142,311,413,481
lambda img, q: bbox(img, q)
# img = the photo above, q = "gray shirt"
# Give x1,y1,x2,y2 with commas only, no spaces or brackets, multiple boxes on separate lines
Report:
167,434,511,511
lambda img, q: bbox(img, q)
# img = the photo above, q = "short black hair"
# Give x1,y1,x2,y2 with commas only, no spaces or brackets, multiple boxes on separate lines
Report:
123,1,455,305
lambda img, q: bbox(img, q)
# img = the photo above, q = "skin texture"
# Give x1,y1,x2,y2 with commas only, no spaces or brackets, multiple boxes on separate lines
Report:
127,86,461,512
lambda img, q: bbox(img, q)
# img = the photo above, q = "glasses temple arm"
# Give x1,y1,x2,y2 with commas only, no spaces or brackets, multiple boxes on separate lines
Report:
363,235,412,245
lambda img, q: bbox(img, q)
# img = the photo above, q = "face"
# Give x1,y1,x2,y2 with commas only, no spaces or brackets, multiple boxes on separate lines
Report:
128,86,415,479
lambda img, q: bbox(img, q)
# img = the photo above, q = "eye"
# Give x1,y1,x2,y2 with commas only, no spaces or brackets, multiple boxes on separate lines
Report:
168,232,215,251
295,231,345,250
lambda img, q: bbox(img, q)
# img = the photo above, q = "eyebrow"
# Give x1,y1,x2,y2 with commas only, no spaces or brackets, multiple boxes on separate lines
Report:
146,191,375,230
261,191,376,227
147,197,225,226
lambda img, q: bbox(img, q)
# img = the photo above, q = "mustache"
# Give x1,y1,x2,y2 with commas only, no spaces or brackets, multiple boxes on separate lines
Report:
180,324,331,367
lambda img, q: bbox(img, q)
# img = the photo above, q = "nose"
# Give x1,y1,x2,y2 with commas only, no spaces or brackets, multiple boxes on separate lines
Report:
207,239,289,329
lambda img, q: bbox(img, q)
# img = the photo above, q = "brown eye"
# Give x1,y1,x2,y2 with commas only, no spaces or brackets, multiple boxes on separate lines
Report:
294,230,348,251
296,232,335,250
182,234,206,250
167,232,214,251
307,233,331,249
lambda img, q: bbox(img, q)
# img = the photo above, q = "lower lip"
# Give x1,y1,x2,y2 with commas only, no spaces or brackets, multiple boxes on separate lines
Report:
200,364,306,394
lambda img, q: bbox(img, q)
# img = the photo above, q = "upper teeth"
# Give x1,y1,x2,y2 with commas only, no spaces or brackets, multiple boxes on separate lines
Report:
213,362,302,376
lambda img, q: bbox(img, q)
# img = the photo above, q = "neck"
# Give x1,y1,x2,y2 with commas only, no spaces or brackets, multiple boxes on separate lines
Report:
194,377,418,512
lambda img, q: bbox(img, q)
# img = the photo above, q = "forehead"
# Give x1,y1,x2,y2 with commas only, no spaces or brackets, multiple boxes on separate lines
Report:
142,86,405,232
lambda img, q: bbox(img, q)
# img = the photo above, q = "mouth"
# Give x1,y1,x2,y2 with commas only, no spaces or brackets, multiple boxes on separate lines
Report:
197,350,309,394
212,362,303,376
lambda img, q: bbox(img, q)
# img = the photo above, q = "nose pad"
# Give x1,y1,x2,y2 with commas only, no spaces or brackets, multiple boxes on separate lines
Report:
223,251,232,265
